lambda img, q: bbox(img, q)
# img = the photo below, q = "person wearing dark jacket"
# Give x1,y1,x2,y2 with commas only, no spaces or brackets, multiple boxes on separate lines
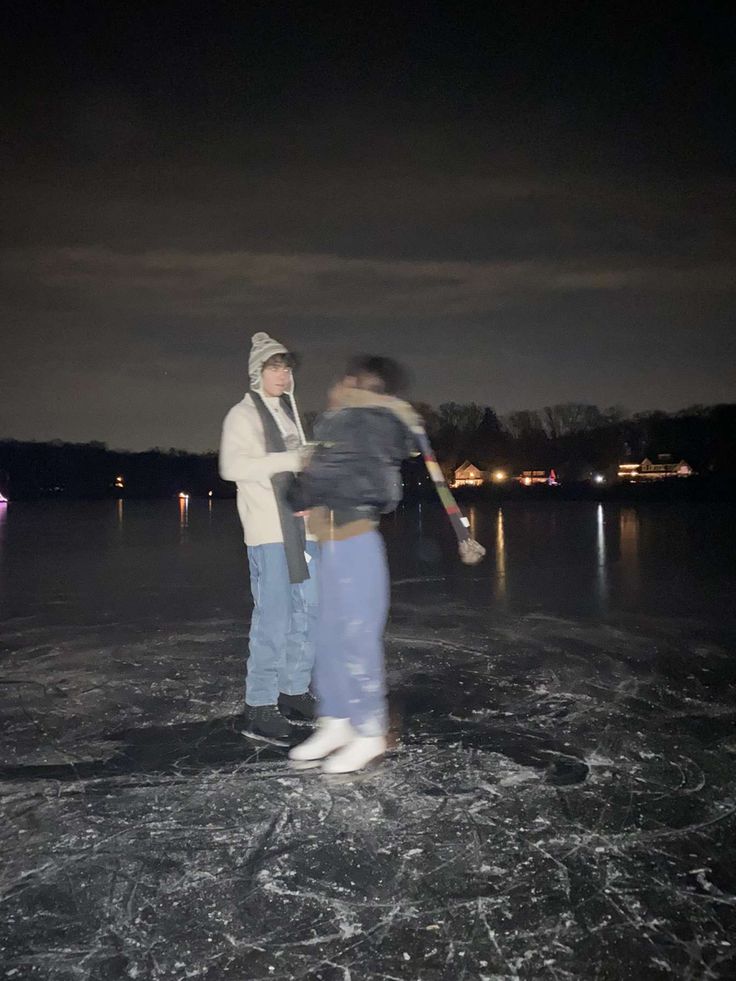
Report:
287,356,418,773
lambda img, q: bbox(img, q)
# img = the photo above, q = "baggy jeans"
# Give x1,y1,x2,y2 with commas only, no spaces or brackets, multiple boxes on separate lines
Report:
246,541,319,706
314,530,390,737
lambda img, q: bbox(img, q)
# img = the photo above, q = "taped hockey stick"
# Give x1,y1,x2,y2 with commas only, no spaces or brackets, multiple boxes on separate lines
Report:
410,424,486,565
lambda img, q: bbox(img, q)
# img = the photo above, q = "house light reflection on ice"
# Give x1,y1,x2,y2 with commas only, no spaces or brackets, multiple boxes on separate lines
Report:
596,504,608,609
179,493,189,529
495,507,506,602
619,507,640,597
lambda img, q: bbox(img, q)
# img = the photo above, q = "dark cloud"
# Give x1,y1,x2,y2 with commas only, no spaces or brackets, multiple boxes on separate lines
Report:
1,4,735,449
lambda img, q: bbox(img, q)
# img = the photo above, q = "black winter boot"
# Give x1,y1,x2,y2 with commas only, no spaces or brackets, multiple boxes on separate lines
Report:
242,705,293,746
278,691,317,723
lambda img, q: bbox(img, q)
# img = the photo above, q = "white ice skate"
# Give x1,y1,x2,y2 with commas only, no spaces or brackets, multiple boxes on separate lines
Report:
288,717,354,763
321,734,387,774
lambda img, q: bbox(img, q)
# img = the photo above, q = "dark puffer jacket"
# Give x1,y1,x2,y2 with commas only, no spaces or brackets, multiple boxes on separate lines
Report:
288,388,417,521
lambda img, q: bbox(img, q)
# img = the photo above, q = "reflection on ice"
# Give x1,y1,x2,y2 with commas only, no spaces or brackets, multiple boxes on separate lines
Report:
596,503,608,610
619,506,640,598
468,503,477,540
495,506,506,602
179,494,189,531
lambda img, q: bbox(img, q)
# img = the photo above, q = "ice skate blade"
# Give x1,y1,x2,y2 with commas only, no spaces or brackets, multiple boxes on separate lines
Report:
288,758,322,771
321,753,386,777
240,730,291,749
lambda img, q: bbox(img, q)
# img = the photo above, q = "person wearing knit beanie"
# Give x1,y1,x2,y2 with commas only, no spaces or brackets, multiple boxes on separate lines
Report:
248,332,290,390
219,332,318,745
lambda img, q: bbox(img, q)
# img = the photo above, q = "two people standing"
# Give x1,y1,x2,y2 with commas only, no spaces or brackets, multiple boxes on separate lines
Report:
220,335,417,772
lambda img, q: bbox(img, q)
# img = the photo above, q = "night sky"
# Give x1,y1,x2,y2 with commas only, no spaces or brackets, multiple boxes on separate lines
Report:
2,2,734,452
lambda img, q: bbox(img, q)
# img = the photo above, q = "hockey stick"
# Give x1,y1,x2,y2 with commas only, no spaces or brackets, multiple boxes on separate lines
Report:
410,424,486,565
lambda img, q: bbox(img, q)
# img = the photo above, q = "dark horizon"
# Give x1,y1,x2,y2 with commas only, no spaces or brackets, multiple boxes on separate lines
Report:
2,395,736,457
2,3,735,452
2,398,733,468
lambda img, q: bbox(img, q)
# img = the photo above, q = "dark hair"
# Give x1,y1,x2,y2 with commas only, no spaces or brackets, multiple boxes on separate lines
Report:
344,355,410,396
262,352,296,370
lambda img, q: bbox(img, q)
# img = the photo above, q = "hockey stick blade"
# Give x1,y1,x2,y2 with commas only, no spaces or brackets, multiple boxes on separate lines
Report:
459,537,486,565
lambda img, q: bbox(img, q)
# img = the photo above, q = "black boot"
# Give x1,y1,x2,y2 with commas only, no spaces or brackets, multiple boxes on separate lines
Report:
278,691,317,723
242,705,293,746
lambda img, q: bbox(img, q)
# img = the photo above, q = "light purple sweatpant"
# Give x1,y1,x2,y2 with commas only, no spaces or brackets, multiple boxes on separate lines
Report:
314,529,390,737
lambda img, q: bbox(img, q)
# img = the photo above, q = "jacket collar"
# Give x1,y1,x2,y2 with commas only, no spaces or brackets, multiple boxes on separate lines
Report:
332,385,421,430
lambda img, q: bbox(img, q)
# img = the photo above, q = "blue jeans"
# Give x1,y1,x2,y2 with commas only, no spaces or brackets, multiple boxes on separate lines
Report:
314,530,390,736
246,541,319,707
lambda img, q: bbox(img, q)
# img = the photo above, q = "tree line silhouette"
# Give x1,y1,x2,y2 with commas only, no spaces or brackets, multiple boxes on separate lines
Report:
417,401,736,479
1,401,734,501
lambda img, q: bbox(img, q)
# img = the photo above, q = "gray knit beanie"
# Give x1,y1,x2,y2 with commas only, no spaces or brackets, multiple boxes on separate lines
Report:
248,332,290,391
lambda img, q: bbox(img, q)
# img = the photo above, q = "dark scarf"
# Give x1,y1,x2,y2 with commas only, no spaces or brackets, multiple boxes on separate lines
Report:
250,391,309,584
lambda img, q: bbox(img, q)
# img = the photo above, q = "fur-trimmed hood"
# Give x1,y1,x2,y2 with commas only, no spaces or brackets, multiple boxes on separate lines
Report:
328,385,422,434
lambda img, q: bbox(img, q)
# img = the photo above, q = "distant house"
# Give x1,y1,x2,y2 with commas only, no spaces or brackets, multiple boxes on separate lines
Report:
517,468,559,486
617,454,694,482
452,461,485,488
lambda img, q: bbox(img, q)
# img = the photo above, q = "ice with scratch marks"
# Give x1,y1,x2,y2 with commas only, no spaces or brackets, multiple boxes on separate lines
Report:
1,499,736,978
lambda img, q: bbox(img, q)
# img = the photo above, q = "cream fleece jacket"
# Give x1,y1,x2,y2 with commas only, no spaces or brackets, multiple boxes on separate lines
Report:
219,393,303,546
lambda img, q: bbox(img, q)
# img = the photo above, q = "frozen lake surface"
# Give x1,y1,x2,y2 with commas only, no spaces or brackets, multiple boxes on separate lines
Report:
1,499,735,979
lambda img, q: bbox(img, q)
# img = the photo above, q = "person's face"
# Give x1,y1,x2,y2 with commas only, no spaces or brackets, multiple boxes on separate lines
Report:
261,360,292,397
